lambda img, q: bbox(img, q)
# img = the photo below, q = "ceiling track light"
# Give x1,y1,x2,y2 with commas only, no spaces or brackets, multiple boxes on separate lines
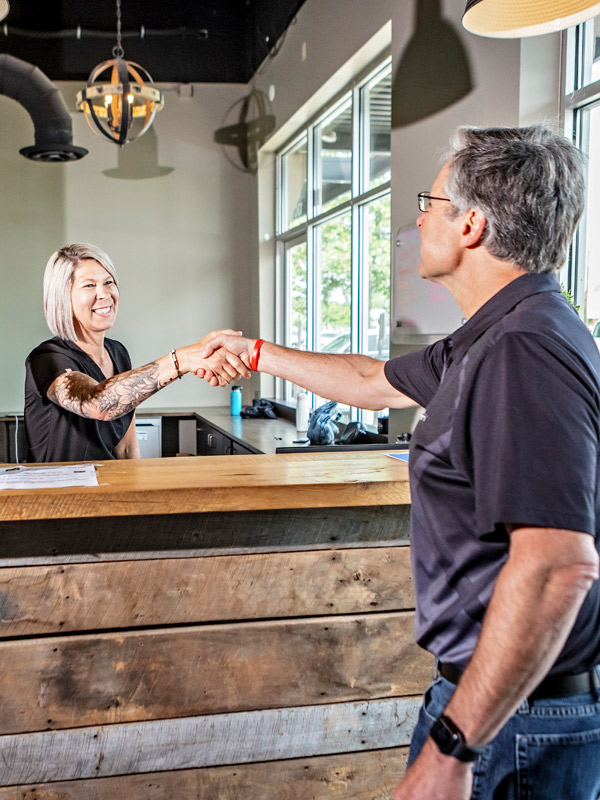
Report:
76,0,163,146
463,0,600,38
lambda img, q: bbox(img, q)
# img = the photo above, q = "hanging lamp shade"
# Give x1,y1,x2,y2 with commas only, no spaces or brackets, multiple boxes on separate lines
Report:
76,57,163,146
463,0,600,37
0,2,9,22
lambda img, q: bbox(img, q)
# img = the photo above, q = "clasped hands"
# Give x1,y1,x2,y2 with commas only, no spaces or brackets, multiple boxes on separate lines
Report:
182,330,253,388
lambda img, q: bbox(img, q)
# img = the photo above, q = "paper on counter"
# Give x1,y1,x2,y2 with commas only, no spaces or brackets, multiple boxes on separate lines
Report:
0,464,98,490
386,452,409,463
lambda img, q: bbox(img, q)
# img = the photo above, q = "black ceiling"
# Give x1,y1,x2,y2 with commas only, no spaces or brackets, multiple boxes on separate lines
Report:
0,0,308,84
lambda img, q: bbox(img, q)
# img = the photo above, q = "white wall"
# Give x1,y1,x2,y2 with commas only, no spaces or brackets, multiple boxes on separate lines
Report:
0,81,256,412
0,94,67,412
519,33,562,125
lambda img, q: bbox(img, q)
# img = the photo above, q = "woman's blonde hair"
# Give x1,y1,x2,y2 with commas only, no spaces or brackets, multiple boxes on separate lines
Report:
43,243,119,341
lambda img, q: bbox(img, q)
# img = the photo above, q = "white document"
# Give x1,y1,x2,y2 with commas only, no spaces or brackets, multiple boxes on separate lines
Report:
0,464,98,490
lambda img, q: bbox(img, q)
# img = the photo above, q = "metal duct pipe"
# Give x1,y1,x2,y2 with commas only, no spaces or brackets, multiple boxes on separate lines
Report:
0,53,87,161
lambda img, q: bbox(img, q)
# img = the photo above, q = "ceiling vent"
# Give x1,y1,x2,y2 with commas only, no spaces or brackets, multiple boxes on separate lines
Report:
0,54,87,161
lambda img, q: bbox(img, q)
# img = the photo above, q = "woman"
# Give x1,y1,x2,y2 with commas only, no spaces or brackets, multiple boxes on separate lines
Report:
25,243,247,462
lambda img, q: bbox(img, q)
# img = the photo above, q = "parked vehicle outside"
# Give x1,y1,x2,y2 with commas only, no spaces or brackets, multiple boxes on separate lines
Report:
320,329,390,360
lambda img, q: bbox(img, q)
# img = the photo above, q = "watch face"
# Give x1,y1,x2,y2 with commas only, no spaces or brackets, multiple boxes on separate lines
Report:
430,714,482,762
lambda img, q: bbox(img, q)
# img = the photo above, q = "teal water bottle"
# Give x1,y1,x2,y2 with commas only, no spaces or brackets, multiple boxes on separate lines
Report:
230,386,242,416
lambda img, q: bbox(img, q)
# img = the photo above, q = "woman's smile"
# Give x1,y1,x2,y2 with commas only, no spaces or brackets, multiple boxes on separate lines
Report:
92,304,114,317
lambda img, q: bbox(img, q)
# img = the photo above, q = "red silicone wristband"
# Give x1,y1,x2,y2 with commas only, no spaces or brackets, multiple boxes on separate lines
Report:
249,338,264,371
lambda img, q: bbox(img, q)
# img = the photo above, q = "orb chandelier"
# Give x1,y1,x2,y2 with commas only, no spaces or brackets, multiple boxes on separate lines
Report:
76,0,163,146
462,0,600,38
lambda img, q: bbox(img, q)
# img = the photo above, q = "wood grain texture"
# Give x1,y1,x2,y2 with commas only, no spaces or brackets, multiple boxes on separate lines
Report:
0,504,410,561
0,698,419,784
0,745,410,798
0,547,414,636
0,612,432,734
0,452,410,521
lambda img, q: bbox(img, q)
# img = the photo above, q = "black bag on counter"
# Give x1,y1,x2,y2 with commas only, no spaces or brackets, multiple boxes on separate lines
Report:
240,399,278,419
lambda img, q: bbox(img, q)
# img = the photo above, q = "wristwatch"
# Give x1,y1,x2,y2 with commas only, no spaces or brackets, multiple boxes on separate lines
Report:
429,714,484,762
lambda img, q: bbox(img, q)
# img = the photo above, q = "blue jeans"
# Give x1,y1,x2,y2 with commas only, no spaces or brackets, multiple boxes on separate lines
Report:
408,671,600,799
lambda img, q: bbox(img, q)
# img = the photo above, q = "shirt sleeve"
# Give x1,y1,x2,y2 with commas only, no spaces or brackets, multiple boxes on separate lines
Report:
384,339,446,407
457,331,600,537
27,345,80,399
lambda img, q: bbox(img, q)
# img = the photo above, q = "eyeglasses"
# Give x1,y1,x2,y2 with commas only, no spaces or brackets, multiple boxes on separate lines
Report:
418,192,451,212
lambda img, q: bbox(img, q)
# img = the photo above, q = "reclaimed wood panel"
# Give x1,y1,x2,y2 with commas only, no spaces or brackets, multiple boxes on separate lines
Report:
0,612,432,734
0,504,410,561
0,547,414,636
0,745,410,799
0,697,419,784
0,452,410,521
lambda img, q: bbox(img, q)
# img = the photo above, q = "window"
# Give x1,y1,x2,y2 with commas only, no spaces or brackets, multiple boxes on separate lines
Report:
275,57,391,425
564,18,600,346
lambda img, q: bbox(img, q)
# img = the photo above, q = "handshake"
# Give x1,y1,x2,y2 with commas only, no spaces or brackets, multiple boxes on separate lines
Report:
179,329,258,388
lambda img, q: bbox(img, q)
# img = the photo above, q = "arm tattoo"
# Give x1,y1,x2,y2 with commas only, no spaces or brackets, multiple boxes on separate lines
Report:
49,362,175,421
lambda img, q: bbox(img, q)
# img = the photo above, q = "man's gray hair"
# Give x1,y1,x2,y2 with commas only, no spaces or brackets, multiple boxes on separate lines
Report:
444,125,586,274
43,243,119,341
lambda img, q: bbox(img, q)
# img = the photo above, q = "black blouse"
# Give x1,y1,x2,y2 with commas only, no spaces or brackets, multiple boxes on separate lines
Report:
24,336,134,462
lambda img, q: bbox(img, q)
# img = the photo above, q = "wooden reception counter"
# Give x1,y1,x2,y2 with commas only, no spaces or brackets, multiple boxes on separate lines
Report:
0,452,432,799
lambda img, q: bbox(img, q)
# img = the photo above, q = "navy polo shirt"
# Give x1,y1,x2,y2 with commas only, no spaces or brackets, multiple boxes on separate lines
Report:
385,273,600,674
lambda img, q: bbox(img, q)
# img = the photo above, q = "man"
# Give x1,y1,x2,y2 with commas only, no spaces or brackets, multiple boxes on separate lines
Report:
202,126,600,799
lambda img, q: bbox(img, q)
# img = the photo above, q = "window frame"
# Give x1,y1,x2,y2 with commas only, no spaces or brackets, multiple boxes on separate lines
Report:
562,21,600,312
274,52,392,423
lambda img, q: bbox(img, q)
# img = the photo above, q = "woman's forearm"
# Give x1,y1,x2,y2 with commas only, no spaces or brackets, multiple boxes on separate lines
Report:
47,333,251,422
48,356,178,421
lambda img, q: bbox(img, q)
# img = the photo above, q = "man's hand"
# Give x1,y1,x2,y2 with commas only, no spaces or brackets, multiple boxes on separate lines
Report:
177,330,250,386
197,335,254,384
196,329,243,354
200,347,251,387
200,333,253,363
393,739,473,800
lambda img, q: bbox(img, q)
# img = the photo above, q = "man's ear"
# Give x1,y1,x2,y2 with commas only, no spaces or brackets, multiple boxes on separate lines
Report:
461,208,487,248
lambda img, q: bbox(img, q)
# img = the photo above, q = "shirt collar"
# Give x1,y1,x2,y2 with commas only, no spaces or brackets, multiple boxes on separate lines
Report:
448,272,561,364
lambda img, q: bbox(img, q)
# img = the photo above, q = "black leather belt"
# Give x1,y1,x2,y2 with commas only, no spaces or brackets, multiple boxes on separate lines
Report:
438,661,600,700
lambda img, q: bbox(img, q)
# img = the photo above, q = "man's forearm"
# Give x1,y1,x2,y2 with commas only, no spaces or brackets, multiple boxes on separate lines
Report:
393,528,598,800
258,342,390,408
208,337,416,411
443,527,599,748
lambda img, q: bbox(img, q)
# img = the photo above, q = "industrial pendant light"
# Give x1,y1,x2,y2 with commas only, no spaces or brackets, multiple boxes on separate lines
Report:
76,0,163,145
463,0,600,37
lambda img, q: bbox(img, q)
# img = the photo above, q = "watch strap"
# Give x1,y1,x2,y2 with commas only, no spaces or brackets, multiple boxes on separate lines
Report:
430,713,484,763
